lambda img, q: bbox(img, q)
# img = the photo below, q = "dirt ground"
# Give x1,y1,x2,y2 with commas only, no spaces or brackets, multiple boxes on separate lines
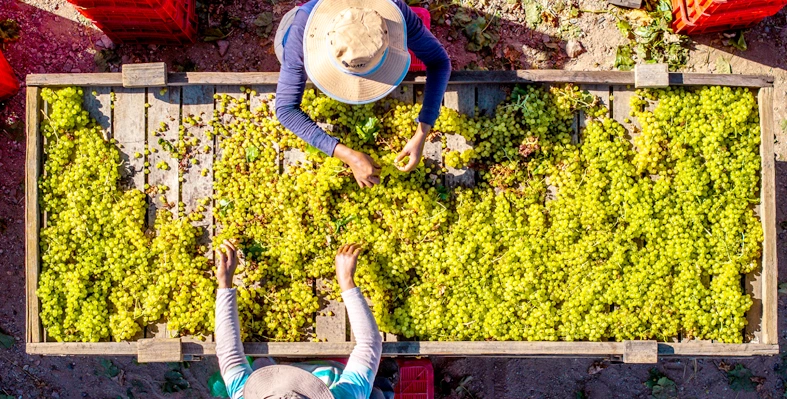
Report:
1,0,787,397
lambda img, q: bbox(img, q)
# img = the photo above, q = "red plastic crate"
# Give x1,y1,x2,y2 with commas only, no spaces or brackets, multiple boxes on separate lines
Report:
688,0,787,18
72,0,196,44
687,0,787,22
408,6,431,72
672,0,769,33
66,0,162,9
0,50,19,101
394,359,434,399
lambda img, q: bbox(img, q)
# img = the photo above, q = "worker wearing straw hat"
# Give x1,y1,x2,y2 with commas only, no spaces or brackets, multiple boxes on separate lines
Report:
215,240,397,399
274,0,451,188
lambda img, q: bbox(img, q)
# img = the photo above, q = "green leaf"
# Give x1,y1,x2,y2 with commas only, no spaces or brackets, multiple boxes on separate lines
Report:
355,117,381,143
778,283,787,295
727,364,756,392
715,57,732,74
333,215,356,234
0,331,14,349
218,199,235,216
253,12,274,38
732,32,747,52
158,138,175,153
162,369,190,393
245,145,260,163
616,19,632,37
244,240,268,262
203,28,229,42
436,185,450,201
615,45,636,71
99,358,120,378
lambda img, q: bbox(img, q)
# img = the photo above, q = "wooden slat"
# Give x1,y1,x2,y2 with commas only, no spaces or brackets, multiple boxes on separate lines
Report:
26,71,775,88
122,63,167,88
611,86,638,134
83,87,112,139
757,87,777,345
146,86,181,225
579,84,610,129
113,87,146,189
387,84,413,104
26,87,43,344
634,63,669,88
26,340,780,357
316,280,347,342
476,84,506,117
181,85,215,249
443,85,477,189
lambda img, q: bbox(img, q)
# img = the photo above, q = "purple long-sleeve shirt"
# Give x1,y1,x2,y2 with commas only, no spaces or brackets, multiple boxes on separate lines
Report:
275,0,451,156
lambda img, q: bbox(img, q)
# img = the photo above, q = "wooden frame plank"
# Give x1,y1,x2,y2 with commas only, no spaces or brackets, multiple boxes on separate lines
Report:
122,63,167,88
26,71,775,88
757,87,777,345
26,87,43,344
146,86,181,224
113,87,146,189
83,87,113,139
444,85,476,188
181,85,215,248
25,341,780,358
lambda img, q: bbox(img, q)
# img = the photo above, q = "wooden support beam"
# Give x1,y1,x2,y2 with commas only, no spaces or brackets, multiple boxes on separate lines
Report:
623,340,658,363
25,87,43,344
137,338,183,363
122,63,167,88
758,87,777,345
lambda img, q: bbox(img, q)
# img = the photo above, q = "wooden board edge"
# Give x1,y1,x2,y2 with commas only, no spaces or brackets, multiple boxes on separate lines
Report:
758,87,777,345
25,86,43,344
25,341,780,358
26,71,774,87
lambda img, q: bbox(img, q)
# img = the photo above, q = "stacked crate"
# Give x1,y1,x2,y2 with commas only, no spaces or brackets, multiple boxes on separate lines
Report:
67,0,196,44
672,0,787,34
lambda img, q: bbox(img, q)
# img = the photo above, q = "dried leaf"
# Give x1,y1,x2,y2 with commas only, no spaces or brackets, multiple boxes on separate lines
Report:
627,9,653,25
588,361,607,375
253,12,274,38
778,283,787,295
0,19,20,43
715,57,732,74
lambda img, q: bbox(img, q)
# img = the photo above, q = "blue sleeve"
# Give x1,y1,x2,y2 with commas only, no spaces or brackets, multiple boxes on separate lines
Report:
224,364,253,399
330,365,376,399
396,0,451,126
274,9,340,156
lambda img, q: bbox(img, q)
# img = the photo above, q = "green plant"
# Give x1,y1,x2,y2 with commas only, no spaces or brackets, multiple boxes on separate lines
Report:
644,368,677,399
614,0,688,71
453,9,500,52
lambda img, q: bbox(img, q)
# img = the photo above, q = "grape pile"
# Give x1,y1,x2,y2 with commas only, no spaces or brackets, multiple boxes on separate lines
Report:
212,84,762,343
38,87,215,342
39,82,762,345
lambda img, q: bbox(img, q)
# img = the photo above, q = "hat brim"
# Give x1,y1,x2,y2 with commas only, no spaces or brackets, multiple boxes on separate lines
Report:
304,0,410,104
243,365,334,399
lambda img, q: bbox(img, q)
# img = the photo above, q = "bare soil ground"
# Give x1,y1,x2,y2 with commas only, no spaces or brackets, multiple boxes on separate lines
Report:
1,0,787,397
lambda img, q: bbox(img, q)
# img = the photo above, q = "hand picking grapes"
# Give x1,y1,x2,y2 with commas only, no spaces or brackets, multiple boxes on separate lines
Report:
215,242,397,399
274,0,450,187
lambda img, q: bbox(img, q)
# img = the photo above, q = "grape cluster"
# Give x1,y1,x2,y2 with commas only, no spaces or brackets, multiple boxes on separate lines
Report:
38,88,214,342
211,84,761,344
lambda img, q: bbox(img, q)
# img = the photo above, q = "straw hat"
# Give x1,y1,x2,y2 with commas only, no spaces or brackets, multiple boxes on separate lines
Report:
303,0,410,104
243,365,333,399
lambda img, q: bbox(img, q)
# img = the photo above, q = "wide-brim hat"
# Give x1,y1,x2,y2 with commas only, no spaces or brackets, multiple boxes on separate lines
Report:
243,365,333,399
303,0,410,105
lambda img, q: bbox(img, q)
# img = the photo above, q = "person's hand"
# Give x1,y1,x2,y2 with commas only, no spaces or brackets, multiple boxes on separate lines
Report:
396,122,431,172
215,240,238,289
334,144,381,188
335,243,362,291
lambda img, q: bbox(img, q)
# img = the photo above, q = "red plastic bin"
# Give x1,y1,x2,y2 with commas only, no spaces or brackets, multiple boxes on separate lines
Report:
394,359,434,399
0,50,19,101
672,0,771,33
688,0,787,18
408,6,431,72
70,0,196,44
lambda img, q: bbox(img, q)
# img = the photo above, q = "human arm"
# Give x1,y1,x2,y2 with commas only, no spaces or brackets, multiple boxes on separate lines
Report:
275,11,381,187
394,0,451,171
331,244,383,399
214,241,252,399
